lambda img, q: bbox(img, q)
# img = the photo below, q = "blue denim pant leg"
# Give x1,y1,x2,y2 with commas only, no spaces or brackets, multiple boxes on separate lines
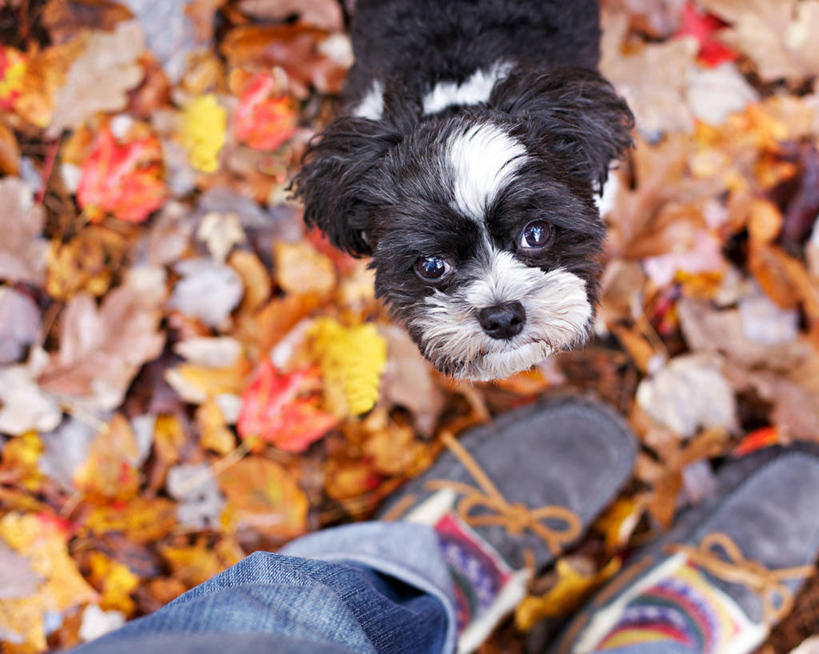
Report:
68,522,457,654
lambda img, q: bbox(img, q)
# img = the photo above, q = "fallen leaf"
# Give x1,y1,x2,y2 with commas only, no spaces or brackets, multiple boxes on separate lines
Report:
0,288,40,365
86,551,139,614
0,355,62,436
273,241,336,296
77,124,166,223
378,325,444,437
237,360,336,452
180,94,226,173
516,557,621,629
43,0,134,43
674,2,738,67
218,456,308,539
82,497,177,543
0,122,20,174
636,353,737,437
48,20,146,136
74,414,141,501
701,0,819,83
310,318,387,417
237,0,343,31
232,72,298,151
221,24,350,97
0,177,48,285
37,282,166,413
197,212,246,264
78,604,126,643
166,463,226,530
169,258,244,327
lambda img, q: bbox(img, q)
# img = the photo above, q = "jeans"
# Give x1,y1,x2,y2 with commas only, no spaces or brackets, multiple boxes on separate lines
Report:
69,522,696,654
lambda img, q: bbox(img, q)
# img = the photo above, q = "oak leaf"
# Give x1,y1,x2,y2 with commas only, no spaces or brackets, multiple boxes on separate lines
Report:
37,283,165,413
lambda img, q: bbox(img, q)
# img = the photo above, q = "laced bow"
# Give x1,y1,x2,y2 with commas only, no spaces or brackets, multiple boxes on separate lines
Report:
425,431,582,556
667,532,815,623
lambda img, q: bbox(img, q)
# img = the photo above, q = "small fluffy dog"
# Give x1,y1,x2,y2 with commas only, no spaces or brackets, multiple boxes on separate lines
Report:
293,0,633,381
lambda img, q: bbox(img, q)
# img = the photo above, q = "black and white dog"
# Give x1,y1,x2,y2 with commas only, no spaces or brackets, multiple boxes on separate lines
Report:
293,0,633,381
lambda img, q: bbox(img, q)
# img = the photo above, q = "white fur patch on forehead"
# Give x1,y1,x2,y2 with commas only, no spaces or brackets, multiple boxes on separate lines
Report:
352,80,384,120
447,123,527,222
409,251,592,381
422,61,512,115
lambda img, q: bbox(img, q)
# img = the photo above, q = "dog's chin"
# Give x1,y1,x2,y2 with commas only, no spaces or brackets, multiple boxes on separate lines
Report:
454,341,555,382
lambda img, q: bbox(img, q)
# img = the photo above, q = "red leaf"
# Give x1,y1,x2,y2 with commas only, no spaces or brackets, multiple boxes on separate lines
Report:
232,73,297,151
733,426,780,456
77,126,166,223
675,2,738,68
237,360,336,453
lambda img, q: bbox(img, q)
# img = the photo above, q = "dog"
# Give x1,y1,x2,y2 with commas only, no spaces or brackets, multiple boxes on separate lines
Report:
293,0,633,381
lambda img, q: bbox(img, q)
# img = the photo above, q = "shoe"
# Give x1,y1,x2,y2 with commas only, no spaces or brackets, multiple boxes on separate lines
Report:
378,395,637,653
547,450,819,654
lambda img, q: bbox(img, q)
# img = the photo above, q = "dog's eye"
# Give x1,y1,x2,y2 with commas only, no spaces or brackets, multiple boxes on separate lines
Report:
414,256,451,281
518,220,554,250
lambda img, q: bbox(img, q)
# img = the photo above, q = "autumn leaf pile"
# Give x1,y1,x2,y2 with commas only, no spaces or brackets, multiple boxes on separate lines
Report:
0,0,818,652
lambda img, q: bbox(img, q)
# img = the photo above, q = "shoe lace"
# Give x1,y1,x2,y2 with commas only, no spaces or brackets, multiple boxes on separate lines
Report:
423,431,582,556
667,532,815,623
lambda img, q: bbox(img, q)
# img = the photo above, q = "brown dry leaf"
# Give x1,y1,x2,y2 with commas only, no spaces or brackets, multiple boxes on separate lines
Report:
82,497,177,543
164,353,252,404
74,414,141,501
274,241,336,296
229,250,272,314
749,243,819,331
601,11,698,136
43,0,134,44
160,541,224,588
48,20,146,137
255,292,322,356
219,457,309,539
46,225,130,300
86,551,139,615
702,0,819,83
0,177,48,285
378,326,445,438
221,24,350,97
516,557,621,629
238,0,343,31
0,512,97,613
38,282,166,412
0,122,20,175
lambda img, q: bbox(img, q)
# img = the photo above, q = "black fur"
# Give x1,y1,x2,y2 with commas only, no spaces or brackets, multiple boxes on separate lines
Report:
291,0,634,378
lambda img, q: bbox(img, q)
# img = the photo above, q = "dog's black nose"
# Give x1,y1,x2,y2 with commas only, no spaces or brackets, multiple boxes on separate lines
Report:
478,301,526,340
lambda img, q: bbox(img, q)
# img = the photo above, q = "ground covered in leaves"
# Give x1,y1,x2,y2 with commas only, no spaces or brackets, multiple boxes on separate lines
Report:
0,0,818,652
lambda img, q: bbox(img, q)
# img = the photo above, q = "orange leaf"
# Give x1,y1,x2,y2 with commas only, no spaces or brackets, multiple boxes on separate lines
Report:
77,125,165,223
218,456,308,539
237,360,336,453
232,72,297,151
733,426,781,456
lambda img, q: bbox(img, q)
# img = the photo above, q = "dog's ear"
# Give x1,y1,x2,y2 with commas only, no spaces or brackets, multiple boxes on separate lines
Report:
291,116,399,256
491,68,633,191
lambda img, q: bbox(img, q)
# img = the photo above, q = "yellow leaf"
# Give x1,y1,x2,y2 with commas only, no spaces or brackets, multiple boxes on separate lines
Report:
0,513,97,615
160,541,224,587
0,595,46,652
310,318,387,416
180,94,226,173
515,557,620,630
593,497,644,552
87,552,139,615
1,432,43,492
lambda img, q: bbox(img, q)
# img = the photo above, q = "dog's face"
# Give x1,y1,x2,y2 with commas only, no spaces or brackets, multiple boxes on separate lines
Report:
293,69,633,380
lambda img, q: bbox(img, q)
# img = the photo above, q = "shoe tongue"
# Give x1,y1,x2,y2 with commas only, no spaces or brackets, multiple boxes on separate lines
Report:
574,553,768,654
404,488,531,654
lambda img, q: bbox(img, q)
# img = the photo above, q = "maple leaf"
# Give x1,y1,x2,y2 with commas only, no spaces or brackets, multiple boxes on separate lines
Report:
237,360,336,453
310,318,388,417
675,2,738,67
180,94,226,173
218,456,309,539
232,73,297,151
77,125,166,223
37,282,166,413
